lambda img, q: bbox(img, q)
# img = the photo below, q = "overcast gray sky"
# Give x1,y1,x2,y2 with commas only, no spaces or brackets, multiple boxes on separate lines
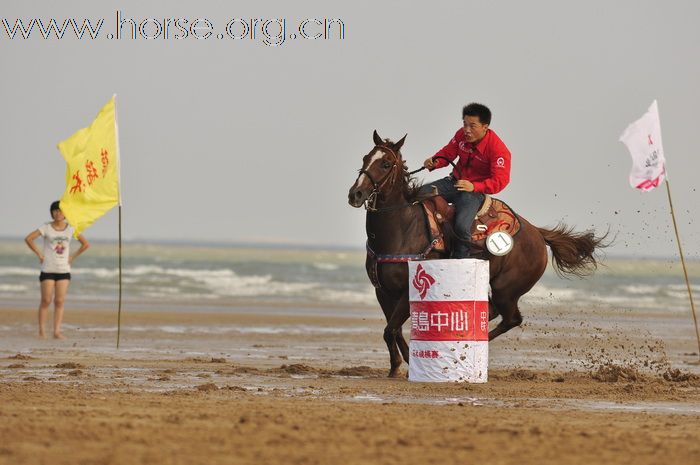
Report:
1,0,699,258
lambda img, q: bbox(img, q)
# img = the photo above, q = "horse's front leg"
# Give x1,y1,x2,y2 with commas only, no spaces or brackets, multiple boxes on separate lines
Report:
488,298,499,321
376,289,404,377
396,328,410,365
383,291,410,378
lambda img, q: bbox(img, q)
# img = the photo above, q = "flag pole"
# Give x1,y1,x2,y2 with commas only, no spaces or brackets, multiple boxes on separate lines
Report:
114,94,123,349
664,179,700,358
117,205,122,349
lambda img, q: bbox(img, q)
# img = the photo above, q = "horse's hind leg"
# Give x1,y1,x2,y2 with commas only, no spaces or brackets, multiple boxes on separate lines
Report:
488,293,523,341
376,290,404,377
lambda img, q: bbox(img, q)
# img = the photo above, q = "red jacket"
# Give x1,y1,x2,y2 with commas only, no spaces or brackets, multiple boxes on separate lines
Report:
432,128,511,194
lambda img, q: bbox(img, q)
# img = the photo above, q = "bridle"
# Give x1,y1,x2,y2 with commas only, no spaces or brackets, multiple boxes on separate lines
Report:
353,141,463,213
354,145,401,211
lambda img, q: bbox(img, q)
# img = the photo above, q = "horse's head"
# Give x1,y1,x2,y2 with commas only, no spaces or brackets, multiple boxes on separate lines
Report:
348,130,407,208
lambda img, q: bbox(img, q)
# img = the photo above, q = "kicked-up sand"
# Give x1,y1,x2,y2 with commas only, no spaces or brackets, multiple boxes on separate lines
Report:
1,303,699,465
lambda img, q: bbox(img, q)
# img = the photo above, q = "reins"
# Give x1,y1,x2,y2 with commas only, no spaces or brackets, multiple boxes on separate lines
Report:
415,156,461,177
359,153,460,213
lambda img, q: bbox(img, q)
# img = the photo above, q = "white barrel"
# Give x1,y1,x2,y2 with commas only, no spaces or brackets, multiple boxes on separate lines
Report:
408,259,489,383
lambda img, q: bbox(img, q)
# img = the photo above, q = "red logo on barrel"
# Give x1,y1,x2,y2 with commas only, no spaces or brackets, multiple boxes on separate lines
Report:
412,264,435,299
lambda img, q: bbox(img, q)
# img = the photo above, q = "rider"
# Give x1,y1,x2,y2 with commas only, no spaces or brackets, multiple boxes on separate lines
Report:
422,103,512,258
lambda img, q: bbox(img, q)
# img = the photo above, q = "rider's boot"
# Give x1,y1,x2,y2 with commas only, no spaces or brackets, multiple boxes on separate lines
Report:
451,241,471,259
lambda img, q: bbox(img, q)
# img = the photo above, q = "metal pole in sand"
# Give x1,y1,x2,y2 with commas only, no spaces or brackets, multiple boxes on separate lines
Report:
664,179,700,359
117,205,123,349
114,94,123,350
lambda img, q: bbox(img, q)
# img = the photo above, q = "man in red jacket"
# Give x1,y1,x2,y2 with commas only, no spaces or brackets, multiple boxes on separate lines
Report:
422,103,512,258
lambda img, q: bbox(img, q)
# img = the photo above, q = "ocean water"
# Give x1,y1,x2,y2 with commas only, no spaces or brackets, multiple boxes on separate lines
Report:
0,239,698,312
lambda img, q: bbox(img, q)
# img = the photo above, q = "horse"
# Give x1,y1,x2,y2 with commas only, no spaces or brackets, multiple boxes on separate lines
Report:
348,130,608,378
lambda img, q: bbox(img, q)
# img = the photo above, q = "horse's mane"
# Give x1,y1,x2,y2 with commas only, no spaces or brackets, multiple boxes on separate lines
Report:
402,163,424,201
379,138,425,202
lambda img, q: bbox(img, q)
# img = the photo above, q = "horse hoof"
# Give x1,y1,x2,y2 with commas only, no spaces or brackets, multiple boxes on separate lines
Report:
388,369,400,378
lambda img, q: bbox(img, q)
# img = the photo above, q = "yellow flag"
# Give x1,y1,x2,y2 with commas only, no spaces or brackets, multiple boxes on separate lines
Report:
57,96,120,238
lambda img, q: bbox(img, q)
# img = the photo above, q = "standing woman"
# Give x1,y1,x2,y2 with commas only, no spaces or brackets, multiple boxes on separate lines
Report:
25,201,89,339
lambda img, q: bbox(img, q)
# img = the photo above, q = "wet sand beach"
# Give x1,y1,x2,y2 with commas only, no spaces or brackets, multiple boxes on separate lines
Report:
1,304,699,464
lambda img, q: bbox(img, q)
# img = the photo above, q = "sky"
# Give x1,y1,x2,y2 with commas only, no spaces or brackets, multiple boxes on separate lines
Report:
1,0,699,258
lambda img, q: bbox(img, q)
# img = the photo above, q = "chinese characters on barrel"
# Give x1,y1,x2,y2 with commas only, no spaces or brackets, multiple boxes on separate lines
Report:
411,349,440,359
480,308,488,332
411,309,489,333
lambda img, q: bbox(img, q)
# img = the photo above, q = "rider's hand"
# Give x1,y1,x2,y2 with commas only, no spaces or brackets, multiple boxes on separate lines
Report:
454,180,475,192
423,157,436,170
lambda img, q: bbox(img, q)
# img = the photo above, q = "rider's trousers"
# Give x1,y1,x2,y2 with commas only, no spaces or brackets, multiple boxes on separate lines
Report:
419,176,485,259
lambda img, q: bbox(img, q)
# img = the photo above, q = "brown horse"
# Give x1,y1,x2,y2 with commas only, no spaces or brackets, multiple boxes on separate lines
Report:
348,131,608,377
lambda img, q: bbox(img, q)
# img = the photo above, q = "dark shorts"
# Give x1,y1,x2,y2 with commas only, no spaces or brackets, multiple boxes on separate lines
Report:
39,272,71,282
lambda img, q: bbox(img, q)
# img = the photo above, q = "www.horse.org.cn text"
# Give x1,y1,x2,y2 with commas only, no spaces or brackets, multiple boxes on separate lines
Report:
1,11,346,47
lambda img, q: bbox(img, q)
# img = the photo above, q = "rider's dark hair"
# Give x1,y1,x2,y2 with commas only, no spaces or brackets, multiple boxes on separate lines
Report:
50,201,61,215
462,103,491,125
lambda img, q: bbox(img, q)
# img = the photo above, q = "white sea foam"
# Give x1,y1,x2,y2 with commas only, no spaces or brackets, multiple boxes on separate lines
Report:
589,295,657,306
73,267,119,278
77,265,320,299
141,290,218,300
313,262,340,271
524,285,581,302
666,290,698,301
308,289,376,305
620,285,662,295
668,284,700,293
0,284,28,292
0,266,36,276
73,266,151,278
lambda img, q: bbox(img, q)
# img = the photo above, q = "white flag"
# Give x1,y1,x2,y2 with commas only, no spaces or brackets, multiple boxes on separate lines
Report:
619,100,666,191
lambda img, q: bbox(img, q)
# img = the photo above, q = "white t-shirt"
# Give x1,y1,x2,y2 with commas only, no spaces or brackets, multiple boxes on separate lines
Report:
38,223,74,273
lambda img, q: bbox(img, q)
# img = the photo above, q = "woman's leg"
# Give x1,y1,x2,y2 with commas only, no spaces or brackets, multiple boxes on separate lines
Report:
52,279,70,339
38,279,55,339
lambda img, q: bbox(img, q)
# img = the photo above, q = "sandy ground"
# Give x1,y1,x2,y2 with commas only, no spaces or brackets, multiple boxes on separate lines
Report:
1,305,699,465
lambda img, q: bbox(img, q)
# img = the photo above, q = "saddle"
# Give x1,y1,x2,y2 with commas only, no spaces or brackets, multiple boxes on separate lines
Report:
422,194,521,256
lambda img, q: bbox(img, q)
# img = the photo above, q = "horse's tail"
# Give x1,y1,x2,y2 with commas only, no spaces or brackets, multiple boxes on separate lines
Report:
537,224,609,278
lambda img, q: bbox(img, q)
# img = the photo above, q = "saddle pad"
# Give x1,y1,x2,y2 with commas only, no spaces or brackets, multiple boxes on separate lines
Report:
471,198,521,242
422,196,520,252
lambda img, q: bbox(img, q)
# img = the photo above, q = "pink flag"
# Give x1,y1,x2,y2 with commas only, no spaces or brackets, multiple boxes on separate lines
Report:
619,100,666,191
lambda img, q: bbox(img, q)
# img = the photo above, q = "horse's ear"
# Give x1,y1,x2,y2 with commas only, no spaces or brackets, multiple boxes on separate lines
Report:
394,134,407,151
373,130,383,146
